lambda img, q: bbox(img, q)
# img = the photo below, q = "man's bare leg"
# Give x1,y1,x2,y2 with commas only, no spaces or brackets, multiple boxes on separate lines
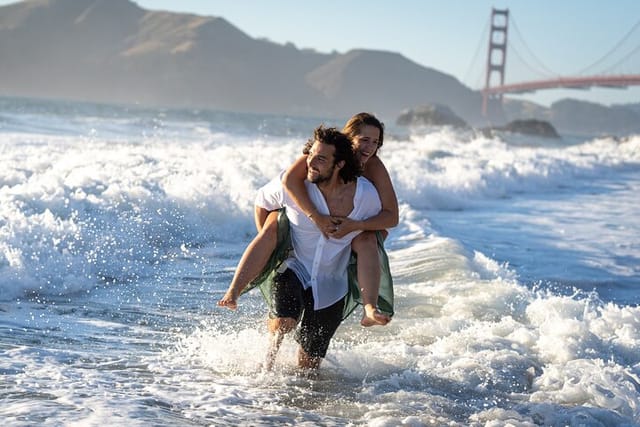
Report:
265,330,284,371
351,232,391,327
297,347,321,370
217,212,279,309
265,317,297,370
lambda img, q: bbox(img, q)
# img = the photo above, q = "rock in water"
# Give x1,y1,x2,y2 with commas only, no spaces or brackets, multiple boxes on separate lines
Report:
396,104,470,128
502,119,560,138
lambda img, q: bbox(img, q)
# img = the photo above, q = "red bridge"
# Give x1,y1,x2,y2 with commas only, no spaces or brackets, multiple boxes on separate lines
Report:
481,9,640,116
484,75,640,95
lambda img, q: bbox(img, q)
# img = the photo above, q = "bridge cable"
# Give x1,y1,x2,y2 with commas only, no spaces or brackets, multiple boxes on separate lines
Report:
599,43,640,75
506,40,556,80
575,17,640,75
508,15,559,78
463,16,490,89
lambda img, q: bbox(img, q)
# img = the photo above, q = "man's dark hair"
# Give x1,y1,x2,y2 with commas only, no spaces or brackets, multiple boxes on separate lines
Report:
303,125,361,182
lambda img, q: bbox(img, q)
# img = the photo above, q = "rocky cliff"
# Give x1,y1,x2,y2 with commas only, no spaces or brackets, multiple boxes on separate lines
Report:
0,0,482,123
0,0,637,135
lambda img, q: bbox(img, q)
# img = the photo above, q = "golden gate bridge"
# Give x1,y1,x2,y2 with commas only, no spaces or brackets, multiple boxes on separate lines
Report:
481,9,640,117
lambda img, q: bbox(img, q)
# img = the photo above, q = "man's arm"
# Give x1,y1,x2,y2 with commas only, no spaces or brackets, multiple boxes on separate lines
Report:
254,206,272,231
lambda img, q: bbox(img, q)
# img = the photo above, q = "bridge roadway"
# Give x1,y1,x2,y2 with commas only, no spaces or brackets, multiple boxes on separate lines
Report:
483,74,640,95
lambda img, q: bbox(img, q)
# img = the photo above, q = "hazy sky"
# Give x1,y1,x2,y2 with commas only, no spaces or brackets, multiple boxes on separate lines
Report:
3,0,639,106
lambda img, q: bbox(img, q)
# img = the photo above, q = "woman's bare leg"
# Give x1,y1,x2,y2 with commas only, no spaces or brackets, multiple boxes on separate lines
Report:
351,231,390,326
217,211,279,309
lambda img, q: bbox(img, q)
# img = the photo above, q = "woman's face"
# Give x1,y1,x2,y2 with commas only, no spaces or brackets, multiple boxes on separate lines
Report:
352,124,381,164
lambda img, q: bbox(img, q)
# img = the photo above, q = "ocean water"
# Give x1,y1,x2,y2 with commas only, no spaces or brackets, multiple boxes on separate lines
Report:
1,97,639,426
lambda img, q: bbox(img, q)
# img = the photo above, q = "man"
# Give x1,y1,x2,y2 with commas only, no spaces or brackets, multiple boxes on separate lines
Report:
218,125,381,370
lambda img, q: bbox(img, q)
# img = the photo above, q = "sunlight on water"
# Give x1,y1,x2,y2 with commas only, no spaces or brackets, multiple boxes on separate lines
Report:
1,99,639,425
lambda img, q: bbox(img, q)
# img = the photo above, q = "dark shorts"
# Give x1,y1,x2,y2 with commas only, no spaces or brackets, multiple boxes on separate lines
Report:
271,268,344,359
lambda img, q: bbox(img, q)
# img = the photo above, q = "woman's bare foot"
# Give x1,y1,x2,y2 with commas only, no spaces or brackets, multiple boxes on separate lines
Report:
361,304,391,327
217,289,239,310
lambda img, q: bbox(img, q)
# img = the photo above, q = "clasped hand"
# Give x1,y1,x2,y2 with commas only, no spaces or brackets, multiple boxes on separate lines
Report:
311,213,356,239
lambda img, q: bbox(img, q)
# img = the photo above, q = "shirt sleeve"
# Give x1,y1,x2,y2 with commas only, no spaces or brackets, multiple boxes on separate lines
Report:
254,171,286,211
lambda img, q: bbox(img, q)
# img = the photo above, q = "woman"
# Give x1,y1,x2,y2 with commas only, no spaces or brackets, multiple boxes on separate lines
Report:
218,113,398,327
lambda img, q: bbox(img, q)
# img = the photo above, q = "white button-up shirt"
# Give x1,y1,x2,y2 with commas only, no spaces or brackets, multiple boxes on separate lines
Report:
255,171,381,310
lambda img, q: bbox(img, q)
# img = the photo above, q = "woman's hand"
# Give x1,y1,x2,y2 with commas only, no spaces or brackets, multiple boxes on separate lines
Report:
310,213,337,237
217,288,239,310
327,216,360,239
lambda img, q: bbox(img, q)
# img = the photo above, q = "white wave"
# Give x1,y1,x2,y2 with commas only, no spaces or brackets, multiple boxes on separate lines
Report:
2,101,640,425
384,132,640,210
157,225,640,425
0,130,300,298
2,118,639,300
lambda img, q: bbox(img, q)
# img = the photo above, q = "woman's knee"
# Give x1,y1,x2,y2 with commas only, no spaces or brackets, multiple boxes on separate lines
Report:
352,231,377,253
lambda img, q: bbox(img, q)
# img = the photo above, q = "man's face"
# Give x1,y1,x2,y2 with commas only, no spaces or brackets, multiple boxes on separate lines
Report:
306,140,337,184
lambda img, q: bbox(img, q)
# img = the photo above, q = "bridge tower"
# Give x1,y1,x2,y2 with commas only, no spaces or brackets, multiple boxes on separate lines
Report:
482,8,509,118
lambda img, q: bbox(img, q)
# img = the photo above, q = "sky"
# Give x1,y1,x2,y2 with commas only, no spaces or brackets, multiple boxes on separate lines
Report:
2,0,639,106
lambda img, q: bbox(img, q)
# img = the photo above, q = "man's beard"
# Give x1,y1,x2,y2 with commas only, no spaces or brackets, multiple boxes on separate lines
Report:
308,163,335,184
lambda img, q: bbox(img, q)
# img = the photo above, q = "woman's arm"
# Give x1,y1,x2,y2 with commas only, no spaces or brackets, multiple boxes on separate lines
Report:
363,156,399,229
282,155,336,235
329,156,398,238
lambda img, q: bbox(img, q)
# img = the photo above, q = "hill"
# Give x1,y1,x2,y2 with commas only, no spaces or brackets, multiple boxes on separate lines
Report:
503,98,640,136
0,0,483,123
1,0,638,135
